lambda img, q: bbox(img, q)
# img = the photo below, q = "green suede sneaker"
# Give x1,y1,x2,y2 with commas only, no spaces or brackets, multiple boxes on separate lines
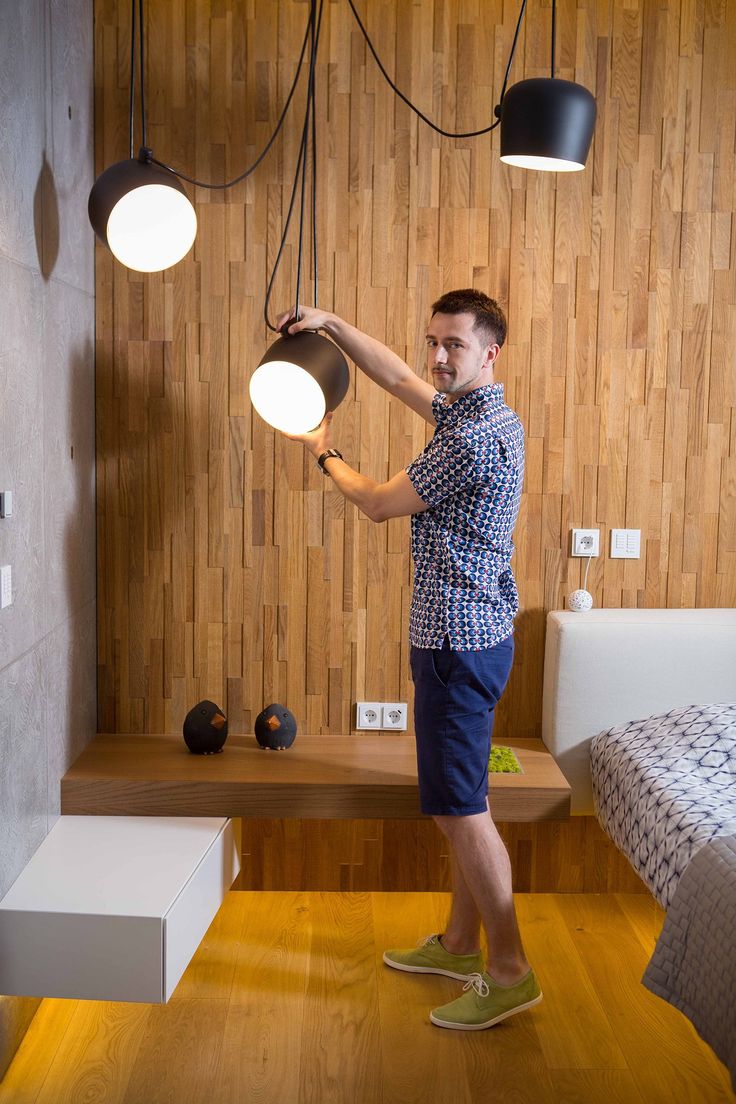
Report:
382,934,484,980
430,969,542,1030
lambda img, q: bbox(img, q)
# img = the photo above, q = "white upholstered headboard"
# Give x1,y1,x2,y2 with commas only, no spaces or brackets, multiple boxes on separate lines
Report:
541,609,736,814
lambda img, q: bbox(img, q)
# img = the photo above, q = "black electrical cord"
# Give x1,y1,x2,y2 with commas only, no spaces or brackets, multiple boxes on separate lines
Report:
138,0,147,149
550,0,557,78
262,114,310,331
296,0,323,321
263,0,324,332
310,8,319,315
128,0,136,158
148,2,315,190
345,0,528,138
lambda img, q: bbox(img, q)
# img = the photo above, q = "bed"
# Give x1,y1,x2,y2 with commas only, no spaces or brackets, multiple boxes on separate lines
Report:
542,610,736,1089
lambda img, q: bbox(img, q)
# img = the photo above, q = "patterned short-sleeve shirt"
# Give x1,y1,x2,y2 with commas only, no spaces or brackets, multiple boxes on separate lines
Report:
405,382,525,650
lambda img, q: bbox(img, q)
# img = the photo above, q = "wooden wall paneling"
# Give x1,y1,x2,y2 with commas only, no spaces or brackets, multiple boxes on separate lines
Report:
94,0,735,749
237,815,649,894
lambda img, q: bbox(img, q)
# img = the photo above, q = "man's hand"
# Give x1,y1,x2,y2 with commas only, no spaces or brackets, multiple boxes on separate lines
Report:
273,303,436,427
276,306,335,335
286,411,334,460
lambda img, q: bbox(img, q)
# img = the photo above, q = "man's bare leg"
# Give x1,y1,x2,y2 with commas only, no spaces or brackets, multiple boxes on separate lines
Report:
434,805,530,985
441,848,482,954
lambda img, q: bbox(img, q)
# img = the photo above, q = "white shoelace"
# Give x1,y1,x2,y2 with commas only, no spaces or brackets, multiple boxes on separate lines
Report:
463,972,490,997
416,934,438,948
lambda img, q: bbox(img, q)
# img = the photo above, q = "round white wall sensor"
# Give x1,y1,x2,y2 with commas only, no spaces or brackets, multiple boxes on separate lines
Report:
567,589,593,612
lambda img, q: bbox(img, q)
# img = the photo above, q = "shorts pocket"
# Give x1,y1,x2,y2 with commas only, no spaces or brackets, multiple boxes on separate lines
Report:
430,642,453,688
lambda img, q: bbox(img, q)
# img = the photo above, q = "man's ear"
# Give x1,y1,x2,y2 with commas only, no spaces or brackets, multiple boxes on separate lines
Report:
485,343,500,368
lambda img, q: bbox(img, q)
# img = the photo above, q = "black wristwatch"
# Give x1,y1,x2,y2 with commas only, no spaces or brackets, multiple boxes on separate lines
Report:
317,449,343,475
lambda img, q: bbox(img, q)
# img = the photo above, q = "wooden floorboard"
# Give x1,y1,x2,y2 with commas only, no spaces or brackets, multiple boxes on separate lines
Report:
0,892,732,1104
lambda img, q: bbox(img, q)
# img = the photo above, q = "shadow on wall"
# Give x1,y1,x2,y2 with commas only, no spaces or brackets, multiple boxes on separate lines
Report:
33,152,60,281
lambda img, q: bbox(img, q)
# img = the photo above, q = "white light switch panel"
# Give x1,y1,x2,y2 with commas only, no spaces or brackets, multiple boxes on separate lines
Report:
610,529,641,559
1,565,12,609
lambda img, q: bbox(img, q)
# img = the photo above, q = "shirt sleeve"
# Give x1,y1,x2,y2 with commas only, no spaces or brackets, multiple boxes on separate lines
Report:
406,430,506,508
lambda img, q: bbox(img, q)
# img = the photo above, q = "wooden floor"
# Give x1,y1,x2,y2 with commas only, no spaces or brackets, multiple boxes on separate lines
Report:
1,892,733,1104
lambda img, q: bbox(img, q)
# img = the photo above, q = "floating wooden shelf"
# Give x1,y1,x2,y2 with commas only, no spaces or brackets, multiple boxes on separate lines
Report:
61,733,571,821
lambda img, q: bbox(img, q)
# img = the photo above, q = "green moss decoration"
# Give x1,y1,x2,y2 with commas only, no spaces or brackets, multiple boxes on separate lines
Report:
489,745,522,773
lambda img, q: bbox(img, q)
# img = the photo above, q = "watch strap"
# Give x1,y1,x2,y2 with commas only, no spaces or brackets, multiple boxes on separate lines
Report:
317,449,343,475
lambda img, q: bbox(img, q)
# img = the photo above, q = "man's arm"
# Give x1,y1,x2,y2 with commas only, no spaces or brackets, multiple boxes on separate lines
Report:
276,307,436,426
289,413,428,523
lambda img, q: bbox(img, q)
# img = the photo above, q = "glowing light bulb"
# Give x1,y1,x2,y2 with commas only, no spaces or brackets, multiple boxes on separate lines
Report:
249,360,327,434
106,185,197,272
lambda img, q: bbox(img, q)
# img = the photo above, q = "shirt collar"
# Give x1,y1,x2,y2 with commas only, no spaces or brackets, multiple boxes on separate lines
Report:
434,382,505,424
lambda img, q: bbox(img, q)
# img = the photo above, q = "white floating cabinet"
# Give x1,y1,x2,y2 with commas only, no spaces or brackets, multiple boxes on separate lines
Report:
0,816,239,1003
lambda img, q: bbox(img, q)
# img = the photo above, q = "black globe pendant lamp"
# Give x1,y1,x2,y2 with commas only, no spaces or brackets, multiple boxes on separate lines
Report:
88,0,197,272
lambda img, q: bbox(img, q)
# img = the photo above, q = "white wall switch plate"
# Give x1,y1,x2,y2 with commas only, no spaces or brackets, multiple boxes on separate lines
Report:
381,703,408,731
571,529,600,557
356,702,382,729
610,528,641,558
0,491,12,518
1,565,12,609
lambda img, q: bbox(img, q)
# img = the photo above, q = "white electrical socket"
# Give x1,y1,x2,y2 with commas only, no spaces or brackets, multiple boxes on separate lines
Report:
571,529,600,557
356,702,381,729
1,565,12,610
381,703,408,731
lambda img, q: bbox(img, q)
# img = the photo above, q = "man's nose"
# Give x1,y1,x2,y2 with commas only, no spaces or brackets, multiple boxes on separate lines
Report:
434,346,447,364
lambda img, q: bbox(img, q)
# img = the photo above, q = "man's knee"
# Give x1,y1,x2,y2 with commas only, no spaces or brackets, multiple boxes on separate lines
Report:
433,810,486,839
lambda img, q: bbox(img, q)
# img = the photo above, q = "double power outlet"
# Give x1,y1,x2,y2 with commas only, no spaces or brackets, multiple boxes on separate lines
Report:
356,701,408,731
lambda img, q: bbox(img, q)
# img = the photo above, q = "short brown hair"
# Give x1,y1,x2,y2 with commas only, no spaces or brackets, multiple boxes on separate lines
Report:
430,289,507,348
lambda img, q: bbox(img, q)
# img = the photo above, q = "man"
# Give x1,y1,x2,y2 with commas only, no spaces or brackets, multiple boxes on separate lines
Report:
276,289,541,1030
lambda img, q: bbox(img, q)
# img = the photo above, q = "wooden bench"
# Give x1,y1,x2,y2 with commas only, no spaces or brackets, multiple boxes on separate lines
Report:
61,732,571,821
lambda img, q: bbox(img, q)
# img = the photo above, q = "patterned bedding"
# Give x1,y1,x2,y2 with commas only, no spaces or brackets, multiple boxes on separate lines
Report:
590,702,736,908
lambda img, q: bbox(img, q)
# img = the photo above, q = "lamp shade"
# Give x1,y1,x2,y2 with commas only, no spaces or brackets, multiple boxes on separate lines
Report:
249,330,350,434
500,78,596,172
88,155,197,272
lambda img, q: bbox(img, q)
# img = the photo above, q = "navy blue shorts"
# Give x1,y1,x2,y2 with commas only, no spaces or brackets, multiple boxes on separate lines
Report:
410,635,515,816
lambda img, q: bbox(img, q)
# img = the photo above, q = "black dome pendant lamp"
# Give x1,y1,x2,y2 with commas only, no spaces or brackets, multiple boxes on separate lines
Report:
249,328,349,436
249,0,350,436
88,0,197,271
498,0,596,171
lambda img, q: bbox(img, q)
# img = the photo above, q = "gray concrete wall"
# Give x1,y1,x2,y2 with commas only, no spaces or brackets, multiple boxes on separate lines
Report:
0,0,95,1071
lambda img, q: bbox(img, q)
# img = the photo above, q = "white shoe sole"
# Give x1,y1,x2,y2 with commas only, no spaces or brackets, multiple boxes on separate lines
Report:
382,952,479,982
429,991,543,1030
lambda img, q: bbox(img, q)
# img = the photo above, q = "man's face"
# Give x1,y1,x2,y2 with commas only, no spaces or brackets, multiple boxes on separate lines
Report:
425,312,499,402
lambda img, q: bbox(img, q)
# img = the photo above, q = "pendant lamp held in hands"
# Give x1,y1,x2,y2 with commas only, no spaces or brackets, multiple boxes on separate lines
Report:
88,0,197,272
249,0,350,437
249,326,349,436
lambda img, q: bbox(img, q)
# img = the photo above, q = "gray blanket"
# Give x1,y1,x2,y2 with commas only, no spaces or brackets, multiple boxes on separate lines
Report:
643,833,736,1091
